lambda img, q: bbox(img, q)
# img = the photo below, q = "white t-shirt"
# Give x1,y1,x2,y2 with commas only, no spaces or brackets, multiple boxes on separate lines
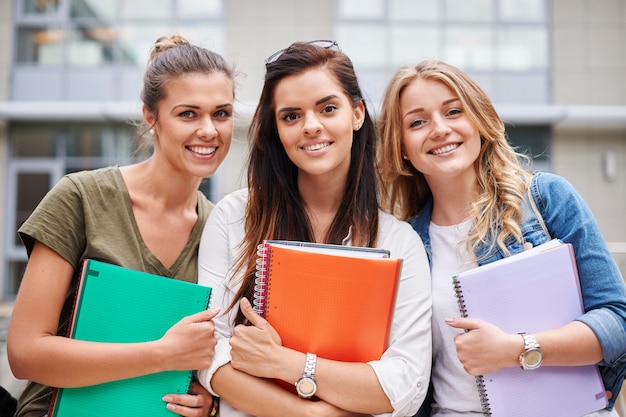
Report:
196,189,433,417
428,221,619,417
429,220,483,417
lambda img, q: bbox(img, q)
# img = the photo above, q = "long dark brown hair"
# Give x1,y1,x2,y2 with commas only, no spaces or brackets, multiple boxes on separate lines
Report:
230,42,380,324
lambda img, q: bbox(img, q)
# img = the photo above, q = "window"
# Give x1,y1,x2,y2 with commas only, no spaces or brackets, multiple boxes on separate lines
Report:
4,122,135,299
505,125,551,172
21,0,61,15
335,0,549,105
15,0,226,67
337,0,547,72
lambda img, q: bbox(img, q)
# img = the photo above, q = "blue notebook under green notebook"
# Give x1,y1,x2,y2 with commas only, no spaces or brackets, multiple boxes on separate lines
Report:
49,259,212,417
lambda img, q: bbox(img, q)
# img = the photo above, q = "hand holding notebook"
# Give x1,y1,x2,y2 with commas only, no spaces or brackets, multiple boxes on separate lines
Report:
228,298,284,378
49,259,214,417
452,239,607,417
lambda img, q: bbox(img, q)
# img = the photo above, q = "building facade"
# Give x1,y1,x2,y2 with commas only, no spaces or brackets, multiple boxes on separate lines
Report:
0,0,625,297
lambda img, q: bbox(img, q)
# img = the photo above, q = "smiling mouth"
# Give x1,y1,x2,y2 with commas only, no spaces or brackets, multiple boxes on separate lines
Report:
188,146,217,155
302,143,331,151
430,143,460,155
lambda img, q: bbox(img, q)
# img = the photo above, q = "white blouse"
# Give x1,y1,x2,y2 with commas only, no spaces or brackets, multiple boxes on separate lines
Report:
197,189,432,417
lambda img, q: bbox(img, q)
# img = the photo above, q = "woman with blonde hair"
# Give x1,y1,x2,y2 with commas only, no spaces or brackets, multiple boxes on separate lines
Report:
378,59,626,416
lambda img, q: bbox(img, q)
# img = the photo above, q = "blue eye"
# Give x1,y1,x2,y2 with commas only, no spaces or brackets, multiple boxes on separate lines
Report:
409,119,424,128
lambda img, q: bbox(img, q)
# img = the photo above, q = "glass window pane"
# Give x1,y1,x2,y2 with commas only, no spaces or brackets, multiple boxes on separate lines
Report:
389,0,440,21
445,0,494,22
178,0,222,19
443,26,494,70
66,25,115,65
66,125,116,157
15,172,52,245
497,26,547,70
12,126,57,157
499,0,544,21
338,0,385,19
198,177,213,201
22,0,60,15
17,27,65,65
506,125,550,170
8,261,28,298
390,26,440,66
335,24,387,69
71,0,117,20
120,0,170,20
118,24,170,65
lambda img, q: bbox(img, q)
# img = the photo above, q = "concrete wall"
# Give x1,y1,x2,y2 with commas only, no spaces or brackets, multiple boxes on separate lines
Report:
551,0,626,262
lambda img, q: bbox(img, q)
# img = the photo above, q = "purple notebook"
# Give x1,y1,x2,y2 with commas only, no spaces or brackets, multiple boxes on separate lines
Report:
453,240,607,417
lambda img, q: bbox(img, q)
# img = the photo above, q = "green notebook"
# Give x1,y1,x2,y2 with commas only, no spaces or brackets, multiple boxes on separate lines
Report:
49,259,212,417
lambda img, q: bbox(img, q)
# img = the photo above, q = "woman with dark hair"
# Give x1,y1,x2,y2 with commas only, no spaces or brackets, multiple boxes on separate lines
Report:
8,34,234,417
196,41,432,416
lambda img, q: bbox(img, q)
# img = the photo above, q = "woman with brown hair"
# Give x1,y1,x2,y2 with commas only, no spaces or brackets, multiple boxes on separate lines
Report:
196,40,432,417
8,34,235,417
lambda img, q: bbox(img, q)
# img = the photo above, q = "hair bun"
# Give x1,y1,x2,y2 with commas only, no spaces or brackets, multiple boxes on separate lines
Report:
149,34,190,61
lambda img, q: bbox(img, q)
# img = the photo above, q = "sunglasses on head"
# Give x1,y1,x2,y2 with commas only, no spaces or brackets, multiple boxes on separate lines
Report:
264,40,340,67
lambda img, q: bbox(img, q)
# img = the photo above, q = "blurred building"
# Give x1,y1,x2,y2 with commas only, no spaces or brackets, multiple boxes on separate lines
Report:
0,0,625,302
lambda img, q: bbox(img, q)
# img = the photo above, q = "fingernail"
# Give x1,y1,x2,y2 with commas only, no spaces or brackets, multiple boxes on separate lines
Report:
162,396,172,402
166,403,176,411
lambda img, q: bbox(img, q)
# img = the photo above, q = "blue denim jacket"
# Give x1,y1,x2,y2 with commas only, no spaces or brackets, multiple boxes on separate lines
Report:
409,172,626,414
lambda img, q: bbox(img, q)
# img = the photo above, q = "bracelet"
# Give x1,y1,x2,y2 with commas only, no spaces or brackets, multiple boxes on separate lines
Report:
209,395,219,417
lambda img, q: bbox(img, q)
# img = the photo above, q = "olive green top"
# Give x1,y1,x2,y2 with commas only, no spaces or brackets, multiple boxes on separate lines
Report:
15,166,213,417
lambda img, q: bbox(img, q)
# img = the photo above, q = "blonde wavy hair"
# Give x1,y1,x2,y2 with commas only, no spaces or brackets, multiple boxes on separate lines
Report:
377,59,532,259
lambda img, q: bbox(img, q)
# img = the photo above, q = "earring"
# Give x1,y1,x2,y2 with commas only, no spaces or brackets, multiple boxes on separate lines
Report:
149,129,155,135
354,122,362,131
402,154,409,160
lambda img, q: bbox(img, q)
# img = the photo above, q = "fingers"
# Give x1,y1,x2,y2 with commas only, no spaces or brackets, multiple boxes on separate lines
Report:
163,390,213,417
523,242,533,250
185,308,220,323
239,298,266,328
445,317,481,331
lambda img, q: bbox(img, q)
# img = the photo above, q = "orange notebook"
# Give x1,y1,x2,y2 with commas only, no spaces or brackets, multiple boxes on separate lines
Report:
254,240,402,363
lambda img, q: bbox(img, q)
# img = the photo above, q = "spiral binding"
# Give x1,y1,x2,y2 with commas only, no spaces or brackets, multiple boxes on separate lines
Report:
455,278,491,416
476,375,492,416
253,243,270,316
453,278,468,317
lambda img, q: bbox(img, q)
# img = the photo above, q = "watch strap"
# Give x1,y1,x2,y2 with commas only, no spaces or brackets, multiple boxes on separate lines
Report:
303,352,317,377
295,353,318,399
518,332,542,369
521,333,541,351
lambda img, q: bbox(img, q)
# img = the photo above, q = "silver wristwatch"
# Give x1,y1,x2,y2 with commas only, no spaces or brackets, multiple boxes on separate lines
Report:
518,333,543,370
295,353,317,399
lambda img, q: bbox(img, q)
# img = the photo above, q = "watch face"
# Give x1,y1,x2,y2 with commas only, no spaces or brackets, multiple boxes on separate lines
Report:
524,349,543,367
296,377,317,397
